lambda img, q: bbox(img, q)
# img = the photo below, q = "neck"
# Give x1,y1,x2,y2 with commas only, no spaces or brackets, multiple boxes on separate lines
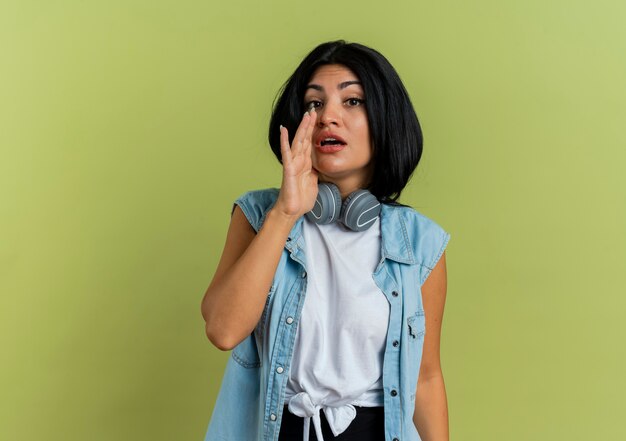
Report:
319,178,365,200
318,168,373,200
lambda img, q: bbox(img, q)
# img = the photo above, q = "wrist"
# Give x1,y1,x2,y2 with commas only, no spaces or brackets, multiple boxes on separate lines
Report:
266,206,300,231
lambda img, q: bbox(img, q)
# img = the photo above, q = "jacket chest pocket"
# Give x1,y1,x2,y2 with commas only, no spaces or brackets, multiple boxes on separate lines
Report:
231,334,261,368
407,310,425,340
404,310,426,395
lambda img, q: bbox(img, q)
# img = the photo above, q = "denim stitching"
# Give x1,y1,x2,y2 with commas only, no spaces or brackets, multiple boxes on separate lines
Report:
231,349,261,369
419,231,450,285
407,311,425,339
429,231,451,271
399,213,415,262
234,198,258,232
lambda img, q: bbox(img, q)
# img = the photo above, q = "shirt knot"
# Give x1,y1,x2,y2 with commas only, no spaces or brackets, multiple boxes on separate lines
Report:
287,392,357,441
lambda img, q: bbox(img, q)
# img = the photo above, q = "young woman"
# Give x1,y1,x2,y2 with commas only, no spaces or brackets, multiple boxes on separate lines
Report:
201,40,451,441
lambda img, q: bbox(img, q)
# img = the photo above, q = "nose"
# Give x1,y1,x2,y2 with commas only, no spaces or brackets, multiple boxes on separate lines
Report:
316,100,341,127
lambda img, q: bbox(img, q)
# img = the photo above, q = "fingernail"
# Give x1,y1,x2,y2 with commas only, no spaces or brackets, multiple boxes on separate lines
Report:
279,124,284,131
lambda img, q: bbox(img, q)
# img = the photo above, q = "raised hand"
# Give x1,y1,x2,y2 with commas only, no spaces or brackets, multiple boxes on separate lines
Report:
274,108,319,219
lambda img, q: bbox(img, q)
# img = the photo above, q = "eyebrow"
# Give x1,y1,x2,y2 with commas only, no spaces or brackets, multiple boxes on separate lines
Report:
305,80,362,92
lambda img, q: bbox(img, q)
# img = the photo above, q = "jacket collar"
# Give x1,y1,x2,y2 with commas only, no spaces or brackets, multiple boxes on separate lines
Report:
284,203,416,265
379,204,416,264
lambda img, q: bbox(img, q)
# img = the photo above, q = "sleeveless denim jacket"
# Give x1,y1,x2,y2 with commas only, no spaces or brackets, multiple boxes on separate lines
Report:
204,188,450,441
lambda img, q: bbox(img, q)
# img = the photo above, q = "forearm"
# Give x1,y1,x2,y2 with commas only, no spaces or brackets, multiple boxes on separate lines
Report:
203,207,296,350
413,373,449,441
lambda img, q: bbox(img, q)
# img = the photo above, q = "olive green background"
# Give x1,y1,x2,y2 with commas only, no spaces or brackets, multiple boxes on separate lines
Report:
1,0,624,440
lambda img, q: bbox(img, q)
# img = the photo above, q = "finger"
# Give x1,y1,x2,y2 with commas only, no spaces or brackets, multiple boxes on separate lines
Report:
291,111,311,156
304,108,316,152
292,112,311,154
279,125,291,166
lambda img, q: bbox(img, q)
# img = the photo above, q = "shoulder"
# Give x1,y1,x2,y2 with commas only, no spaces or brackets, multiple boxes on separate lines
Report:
382,203,451,283
232,188,280,233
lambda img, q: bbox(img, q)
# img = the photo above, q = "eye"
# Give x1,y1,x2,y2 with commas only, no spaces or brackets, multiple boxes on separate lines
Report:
346,98,365,106
305,100,322,110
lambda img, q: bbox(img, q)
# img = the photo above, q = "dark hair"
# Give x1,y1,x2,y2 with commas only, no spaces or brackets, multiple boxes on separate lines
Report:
268,40,423,204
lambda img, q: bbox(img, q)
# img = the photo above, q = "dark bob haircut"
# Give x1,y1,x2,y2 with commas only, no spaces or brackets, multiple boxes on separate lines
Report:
268,40,423,204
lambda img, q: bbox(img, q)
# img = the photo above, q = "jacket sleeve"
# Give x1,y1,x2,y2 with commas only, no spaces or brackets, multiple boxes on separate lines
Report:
231,188,280,233
411,211,451,286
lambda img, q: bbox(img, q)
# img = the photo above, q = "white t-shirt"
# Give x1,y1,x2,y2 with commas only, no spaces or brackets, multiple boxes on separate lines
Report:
284,215,390,440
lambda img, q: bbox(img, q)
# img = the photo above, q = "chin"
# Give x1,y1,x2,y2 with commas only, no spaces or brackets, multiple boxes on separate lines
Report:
313,163,344,176
314,161,368,177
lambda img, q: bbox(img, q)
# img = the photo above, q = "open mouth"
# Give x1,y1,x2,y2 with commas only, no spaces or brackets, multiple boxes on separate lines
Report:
320,139,346,147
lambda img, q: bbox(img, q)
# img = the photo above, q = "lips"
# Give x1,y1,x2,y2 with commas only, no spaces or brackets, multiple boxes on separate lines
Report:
314,132,347,147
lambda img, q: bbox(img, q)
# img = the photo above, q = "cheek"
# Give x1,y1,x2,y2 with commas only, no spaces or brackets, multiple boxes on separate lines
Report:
355,119,372,153
310,149,321,167
354,116,370,139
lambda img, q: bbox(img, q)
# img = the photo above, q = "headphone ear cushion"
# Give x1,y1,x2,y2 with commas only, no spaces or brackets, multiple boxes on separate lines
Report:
341,189,381,232
305,182,342,224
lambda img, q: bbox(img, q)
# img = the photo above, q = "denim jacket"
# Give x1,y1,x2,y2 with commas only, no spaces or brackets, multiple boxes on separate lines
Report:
204,188,450,441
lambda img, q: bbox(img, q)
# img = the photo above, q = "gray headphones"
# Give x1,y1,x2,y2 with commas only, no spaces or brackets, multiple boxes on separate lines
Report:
305,182,381,232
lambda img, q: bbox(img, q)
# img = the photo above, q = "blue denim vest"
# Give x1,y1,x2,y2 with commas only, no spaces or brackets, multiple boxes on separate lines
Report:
204,188,450,441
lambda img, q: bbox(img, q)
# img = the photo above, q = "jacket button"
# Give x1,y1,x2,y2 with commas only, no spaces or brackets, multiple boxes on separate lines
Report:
390,389,398,397
393,438,399,441
392,291,398,297
393,340,399,347
270,413,277,421
286,316,294,324
301,271,307,278
276,366,284,374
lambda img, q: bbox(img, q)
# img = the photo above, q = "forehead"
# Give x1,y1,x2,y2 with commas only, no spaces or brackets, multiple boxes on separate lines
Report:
306,64,362,89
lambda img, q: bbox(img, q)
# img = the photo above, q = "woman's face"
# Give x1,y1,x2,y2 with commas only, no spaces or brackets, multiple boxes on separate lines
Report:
304,64,373,193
